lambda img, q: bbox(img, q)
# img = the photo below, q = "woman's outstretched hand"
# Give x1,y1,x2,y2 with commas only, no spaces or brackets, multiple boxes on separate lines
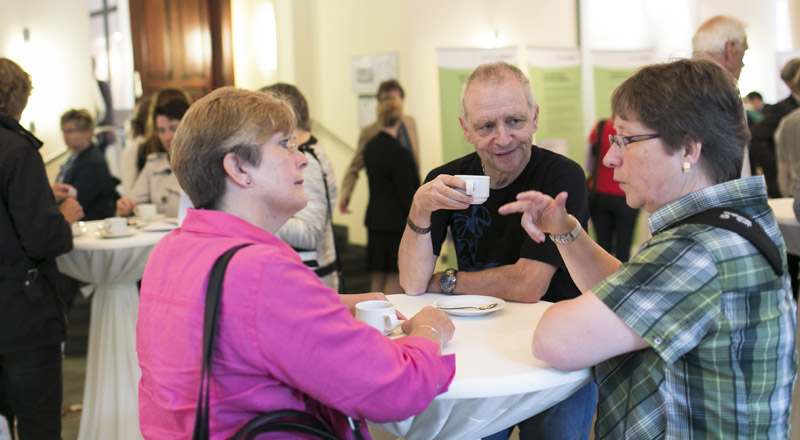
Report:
498,191,572,242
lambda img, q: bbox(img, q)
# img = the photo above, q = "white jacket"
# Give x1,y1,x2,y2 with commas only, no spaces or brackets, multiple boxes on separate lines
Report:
275,139,339,290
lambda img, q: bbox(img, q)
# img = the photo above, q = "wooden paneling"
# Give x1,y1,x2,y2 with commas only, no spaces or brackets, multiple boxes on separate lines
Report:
129,0,232,101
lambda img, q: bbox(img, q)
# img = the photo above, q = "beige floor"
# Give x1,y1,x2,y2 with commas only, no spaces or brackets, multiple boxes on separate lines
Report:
62,356,85,440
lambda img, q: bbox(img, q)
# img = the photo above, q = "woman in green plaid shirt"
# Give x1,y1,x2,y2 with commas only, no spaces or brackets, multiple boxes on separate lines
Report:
499,58,797,439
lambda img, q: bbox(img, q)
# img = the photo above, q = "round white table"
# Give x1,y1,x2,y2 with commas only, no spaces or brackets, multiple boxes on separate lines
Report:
374,294,591,440
56,220,175,440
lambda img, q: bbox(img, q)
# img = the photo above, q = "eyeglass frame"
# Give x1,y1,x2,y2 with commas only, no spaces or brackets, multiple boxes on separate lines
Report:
279,135,298,152
608,133,660,151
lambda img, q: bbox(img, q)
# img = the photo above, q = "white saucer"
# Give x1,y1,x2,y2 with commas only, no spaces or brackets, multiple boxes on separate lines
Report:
388,325,405,339
433,295,506,316
134,213,166,222
98,227,137,239
71,222,86,237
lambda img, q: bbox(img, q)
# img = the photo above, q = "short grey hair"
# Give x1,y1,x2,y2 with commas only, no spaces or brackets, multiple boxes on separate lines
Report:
692,15,747,56
460,61,536,119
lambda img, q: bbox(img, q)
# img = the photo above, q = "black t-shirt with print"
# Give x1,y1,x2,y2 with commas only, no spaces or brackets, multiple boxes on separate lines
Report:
426,146,588,303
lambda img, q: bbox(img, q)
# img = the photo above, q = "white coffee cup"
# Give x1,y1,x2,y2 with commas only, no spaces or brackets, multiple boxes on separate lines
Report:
355,300,399,335
103,217,128,235
134,203,158,219
455,175,490,204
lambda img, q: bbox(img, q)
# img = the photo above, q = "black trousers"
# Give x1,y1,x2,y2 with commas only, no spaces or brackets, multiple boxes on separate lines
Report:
0,344,62,440
589,192,640,262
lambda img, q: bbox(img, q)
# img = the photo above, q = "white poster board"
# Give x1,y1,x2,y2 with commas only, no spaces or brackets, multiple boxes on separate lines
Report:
350,53,399,92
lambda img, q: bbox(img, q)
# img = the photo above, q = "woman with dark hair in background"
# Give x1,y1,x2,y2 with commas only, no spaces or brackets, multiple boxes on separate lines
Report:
117,99,190,218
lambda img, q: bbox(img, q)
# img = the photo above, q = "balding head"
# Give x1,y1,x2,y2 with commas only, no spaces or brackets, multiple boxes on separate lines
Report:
692,15,748,80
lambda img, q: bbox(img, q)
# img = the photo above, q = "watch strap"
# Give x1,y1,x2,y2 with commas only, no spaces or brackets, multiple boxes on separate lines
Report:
549,215,582,245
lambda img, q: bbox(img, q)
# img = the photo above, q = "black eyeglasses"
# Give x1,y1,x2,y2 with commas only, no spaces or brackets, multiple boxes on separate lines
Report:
608,133,660,151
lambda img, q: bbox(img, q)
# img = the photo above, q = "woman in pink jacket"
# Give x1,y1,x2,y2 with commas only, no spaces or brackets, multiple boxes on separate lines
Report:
136,87,456,439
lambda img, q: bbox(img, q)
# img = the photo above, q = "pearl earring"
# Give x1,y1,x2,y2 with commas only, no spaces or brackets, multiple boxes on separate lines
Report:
245,179,251,185
683,162,691,173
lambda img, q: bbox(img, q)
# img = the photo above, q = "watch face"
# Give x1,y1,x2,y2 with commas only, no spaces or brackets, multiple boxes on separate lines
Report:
440,270,456,292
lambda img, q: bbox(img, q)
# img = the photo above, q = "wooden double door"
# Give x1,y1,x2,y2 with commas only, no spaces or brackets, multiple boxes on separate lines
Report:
129,0,233,101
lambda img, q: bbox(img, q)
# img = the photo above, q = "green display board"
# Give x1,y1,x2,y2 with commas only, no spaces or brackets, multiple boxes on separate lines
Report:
528,65,584,162
437,67,475,163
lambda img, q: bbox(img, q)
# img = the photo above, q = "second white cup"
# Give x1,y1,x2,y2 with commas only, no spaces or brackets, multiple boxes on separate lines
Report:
455,175,490,204
134,203,158,219
355,300,399,335
103,217,128,235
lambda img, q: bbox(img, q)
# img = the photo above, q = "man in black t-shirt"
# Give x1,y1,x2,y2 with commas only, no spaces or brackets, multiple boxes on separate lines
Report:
398,61,594,440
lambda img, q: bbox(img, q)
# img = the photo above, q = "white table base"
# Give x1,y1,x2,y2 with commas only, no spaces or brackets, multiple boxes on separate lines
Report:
77,283,142,440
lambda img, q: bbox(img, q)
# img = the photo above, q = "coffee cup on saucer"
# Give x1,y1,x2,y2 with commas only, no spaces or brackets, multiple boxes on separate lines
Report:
355,300,399,335
134,203,158,219
103,217,128,235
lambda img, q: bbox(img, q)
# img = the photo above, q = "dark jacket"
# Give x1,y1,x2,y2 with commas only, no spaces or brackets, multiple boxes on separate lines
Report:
364,131,420,232
0,115,72,353
750,95,799,198
61,143,119,220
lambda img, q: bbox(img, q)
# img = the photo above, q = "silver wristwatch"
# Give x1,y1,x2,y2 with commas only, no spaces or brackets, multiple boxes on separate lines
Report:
549,215,582,245
439,268,457,294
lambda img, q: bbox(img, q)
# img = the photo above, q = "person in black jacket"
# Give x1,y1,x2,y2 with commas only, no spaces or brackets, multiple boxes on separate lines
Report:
749,58,800,197
364,95,420,294
0,57,83,439
57,108,119,220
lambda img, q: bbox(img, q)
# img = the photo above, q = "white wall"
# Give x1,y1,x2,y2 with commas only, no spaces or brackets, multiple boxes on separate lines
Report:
286,0,578,245
0,0,96,178
283,0,790,246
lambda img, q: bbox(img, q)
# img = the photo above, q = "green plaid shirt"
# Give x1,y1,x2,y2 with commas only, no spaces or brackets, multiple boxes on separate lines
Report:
593,176,797,439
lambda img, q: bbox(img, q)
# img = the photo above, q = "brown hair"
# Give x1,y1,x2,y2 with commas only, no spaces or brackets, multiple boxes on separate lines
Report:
170,87,295,210
60,108,95,132
611,58,748,184
139,88,194,162
377,79,404,99
0,58,32,119
128,97,152,138
260,83,310,131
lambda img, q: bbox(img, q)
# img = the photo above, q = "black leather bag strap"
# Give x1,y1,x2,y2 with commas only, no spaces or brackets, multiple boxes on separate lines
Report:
667,208,784,276
298,137,347,294
194,244,252,440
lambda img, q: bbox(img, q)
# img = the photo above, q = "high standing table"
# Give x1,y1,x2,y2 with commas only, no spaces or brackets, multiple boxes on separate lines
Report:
374,293,591,440
56,220,174,440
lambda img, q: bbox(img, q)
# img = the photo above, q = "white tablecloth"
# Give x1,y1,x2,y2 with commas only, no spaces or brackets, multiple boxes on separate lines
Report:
374,294,591,440
769,198,800,256
56,220,174,440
